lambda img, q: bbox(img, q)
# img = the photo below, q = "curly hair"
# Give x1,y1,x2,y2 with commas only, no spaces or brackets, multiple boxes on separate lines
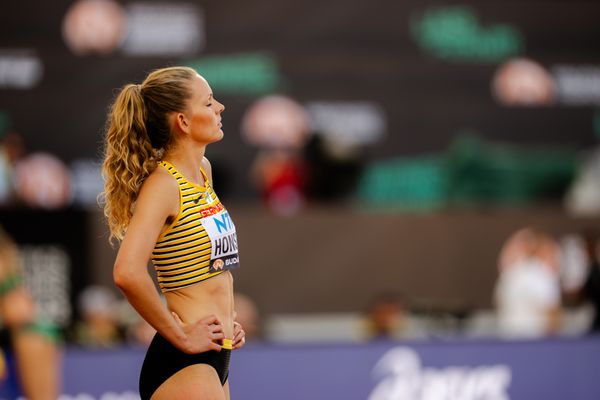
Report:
100,66,197,242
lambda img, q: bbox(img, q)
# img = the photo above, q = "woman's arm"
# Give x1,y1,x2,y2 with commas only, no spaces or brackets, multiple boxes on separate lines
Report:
113,170,223,354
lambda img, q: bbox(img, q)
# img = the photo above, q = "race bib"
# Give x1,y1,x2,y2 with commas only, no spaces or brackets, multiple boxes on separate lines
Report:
201,208,240,272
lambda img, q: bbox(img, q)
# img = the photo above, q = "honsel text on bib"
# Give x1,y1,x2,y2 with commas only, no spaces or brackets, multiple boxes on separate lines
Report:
201,209,240,272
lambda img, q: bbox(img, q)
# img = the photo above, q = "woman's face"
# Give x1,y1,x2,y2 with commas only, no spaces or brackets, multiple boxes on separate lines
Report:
182,74,225,144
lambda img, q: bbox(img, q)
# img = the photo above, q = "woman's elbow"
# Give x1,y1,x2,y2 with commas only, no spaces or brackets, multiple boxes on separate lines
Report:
113,263,133,290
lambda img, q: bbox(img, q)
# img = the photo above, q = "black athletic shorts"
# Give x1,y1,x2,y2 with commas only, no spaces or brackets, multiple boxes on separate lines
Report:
139,333,231,399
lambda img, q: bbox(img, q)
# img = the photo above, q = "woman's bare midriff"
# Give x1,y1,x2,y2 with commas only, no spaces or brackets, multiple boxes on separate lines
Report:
164,271,235,340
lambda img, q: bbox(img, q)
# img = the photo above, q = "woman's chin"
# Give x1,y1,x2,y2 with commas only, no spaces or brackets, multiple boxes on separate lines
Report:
210,130,224,143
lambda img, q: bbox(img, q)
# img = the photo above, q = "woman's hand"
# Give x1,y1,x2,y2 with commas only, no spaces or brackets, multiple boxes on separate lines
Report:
173,312,224,354
232,321,246,349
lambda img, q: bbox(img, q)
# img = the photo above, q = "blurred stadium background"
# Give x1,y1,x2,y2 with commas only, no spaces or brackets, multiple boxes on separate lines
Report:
1,0,600,399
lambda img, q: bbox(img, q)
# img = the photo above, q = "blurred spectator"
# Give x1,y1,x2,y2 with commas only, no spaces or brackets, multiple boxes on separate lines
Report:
494,228,562,339
242,94,311,216
73,285,123,347
14,152,72,210
0,226,60,399
492,57,556,107
363,293,407,341
0,126,72,210
234,292,262,341
250,148,306,216
558,233,590,303
0,130,25,206
565,147,600,216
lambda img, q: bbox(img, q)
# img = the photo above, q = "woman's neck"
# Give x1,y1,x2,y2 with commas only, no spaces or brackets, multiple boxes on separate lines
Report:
163,142,207,186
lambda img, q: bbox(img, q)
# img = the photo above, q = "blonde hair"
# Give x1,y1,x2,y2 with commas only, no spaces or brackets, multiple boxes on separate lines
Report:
101,66,197,242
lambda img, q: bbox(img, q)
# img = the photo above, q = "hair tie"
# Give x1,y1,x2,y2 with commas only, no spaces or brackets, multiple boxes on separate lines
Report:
135,84,144,104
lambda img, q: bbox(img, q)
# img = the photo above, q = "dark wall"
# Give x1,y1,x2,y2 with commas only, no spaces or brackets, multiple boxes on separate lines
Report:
87,206,600,314
230,207,600,314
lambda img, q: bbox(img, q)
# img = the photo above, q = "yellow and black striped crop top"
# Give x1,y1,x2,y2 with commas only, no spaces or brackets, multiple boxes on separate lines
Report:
151,161,240,292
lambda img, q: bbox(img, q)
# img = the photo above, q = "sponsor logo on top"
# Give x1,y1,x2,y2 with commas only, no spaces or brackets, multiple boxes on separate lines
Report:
199,201,224,218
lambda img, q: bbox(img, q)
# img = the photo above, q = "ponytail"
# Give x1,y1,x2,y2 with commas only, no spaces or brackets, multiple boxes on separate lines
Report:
101,84,157,242
100,66,197,243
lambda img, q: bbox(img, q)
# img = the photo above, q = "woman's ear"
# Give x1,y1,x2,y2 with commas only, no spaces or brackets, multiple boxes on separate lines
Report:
174,112,190,134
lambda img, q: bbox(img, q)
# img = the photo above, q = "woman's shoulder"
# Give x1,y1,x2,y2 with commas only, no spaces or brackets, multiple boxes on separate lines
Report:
138,164,179,200
131,165,180,218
